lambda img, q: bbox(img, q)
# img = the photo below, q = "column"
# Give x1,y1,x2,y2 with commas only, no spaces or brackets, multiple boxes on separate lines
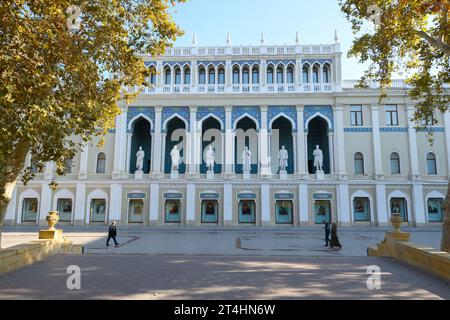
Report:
444,112,450,178
39,183,52,225
261,184,270,226
337,184,350,225
152,106,163,176
113,109,127,178
186,183,196,225
412,184,426,225
298,183,309,224
125,133,132,174
407,105,420,179
223,183,233,225
109,184,122,224
296,105,307,177
188,106,199,177
5,186,17,225
334,104,347,178
376,183,388,225
371,104,384,179
328,132,335,174
78,143,89,179
149,183,160,225
259,105,271,176
74,183,86,226
224,106,234,177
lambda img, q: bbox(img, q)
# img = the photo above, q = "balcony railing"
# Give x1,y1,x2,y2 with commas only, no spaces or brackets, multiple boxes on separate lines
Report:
132,83,338,94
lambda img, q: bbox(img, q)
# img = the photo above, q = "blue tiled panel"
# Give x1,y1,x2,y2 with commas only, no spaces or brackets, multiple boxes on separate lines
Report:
127,107,155,133
268,106,297,131
232,106,261,128
304,105,334,132
196,107,226,125
380,127,408,132
162,107,190,131
344,127,373,132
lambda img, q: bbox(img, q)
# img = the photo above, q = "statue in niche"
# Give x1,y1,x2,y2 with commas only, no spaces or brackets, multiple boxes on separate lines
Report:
136,146,145,172
313,145,324,172
242,146,252,172
278,146,288,172
205,146,215,172
170,145,181,171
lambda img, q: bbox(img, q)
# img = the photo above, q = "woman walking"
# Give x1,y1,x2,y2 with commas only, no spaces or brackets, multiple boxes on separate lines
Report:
330,222,342,250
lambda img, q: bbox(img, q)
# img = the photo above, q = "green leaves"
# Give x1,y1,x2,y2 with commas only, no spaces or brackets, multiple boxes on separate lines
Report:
0,0,186,187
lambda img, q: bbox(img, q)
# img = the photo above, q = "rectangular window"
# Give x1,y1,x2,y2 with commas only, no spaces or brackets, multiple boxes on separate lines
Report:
57,198,73,222
350,105,363,126
427,198,443,222
21,198,38,222
128,199,144,223
385,105,398,126
353,197,370,221
90,199,106,222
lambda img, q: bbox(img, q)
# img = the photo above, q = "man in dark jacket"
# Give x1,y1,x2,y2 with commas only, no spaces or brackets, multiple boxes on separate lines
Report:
323,220,330,246
106,221,119,247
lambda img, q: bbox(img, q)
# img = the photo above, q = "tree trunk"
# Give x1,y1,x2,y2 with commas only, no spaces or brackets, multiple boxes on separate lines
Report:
441,181,450,252
0,140,30,249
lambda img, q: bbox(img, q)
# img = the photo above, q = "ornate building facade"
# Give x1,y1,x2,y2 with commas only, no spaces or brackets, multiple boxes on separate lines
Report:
5,37,449,228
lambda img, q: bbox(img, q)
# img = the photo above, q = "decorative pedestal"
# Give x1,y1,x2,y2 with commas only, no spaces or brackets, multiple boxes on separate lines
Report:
207,170,214,180
279,170,287,180
316,170,325,180
170,170,179,180
243,170,251,180
134,170,143,179
39,211,63,240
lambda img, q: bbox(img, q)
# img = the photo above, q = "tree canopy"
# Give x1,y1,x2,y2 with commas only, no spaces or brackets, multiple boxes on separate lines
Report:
0,0,185,229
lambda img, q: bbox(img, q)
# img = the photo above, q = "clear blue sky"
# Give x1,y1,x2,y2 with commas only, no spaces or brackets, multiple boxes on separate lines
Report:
171,0,371,80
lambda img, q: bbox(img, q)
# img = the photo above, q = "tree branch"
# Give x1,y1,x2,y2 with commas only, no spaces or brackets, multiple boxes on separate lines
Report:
416,30,450,55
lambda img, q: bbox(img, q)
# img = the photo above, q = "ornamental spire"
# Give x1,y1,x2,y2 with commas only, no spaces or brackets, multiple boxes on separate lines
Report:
295,31,300,44
261,32,265,45
192,33,197,46
227,32,231,45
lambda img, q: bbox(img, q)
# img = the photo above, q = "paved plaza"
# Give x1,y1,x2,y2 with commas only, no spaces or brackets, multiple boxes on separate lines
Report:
0,227,448,299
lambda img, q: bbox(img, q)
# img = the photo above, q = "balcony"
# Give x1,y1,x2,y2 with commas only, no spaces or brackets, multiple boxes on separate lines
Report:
132,83,338,94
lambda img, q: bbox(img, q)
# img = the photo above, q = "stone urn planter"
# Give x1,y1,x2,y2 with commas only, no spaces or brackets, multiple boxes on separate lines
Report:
46,211,60,231
390,213,402,233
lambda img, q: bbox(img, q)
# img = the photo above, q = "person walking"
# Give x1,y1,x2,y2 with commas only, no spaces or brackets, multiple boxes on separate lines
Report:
329,222,342,250
106,221,119,247
323,220,331,246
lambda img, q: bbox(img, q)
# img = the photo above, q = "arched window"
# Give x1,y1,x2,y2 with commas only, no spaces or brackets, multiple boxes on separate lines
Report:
276,66,284,83
354,152,364,174
149,67,156,85
174,67,181,85
302,66,309,83
198,66,206,84
312,65,319,83
242,66,249,84
252,66,259,84
426,152,437,175
184,67,191,84
322,64,330,83
164,67,171,85
232,66,240,84
390,152,400,174
218,67,225,84
287,66,294,84
96,152,106,174
208,66,215,84
267,66,274,84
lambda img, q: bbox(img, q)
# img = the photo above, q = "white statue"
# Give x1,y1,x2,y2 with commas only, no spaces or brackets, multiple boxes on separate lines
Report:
313,145,323,172
136,146,145,172
242,146,252,172
170,145,181,171
205,146,215,172
278,146,288,172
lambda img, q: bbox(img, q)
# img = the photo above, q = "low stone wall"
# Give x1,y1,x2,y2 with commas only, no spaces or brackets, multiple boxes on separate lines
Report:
368,232,450,281
0,231,80,274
